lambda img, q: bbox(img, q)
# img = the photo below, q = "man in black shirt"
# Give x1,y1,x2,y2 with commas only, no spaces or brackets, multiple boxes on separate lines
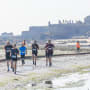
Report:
4,41,13,72
45,40,54,67
32,40,39,66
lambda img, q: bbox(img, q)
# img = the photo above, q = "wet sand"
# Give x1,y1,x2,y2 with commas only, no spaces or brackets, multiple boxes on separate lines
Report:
0,54,90,90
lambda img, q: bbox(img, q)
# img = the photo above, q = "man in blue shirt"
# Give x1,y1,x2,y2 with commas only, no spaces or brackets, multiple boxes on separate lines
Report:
19,44,27,66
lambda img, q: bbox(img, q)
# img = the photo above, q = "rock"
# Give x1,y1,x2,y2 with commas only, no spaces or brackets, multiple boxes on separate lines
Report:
13,78,19,81
45,80,52,84
32,83,36,87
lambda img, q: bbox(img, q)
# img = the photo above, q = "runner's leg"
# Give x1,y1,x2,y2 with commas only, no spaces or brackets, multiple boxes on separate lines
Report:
21,55,23,66
12,60,14,72
46,52,48,66
49,56,52,67
7,60,10,71
32,54,35,65
35,52,38,66
14,61,17,74
11,60,13,69
35,55,37,66
22,55,25,66
46,58,48,66
22,58,24,66
6,55,10,71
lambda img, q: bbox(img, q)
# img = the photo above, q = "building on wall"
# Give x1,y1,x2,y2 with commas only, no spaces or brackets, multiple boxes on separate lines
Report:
21,15,90,40
84,15,90,24
22,26,48,40
1,32,14,38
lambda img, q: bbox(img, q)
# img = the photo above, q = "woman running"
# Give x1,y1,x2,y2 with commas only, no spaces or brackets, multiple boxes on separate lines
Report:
11,44,19,74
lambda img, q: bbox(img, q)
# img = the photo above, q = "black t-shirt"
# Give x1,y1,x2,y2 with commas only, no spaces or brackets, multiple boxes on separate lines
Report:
45,44,54,53
11,48,19,58
5,45,13,54
32,44,39,52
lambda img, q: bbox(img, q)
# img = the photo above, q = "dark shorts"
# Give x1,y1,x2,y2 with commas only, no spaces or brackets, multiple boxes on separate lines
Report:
46,52,53,58
11,55,17,61
6,53,11,60
21,55,25,64
32,51,38,56
21,55,25,59
77,48,80,51
12,58,17,61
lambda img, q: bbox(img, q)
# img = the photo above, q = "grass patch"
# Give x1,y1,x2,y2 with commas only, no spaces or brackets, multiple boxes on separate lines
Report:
64,80,85,88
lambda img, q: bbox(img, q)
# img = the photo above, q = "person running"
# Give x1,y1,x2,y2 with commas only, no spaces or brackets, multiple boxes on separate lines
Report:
4,41,13,72
19,44,27,66
45,40,54,67
32,40,39,66
76,41,80,52
11,44,19,74
22,40,26,46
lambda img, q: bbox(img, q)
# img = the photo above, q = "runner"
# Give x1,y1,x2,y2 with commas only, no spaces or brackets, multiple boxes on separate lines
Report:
76,41,80,52
11,44,19,74
19,43,27,66
45,40,54,67
32,40,39,66
4,41,13,72
22,40,26,46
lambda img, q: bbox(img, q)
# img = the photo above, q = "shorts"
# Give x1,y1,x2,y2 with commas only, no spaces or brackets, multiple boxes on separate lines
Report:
32,51,38,56
77,48,80,51
6,53,11,60
12,58,17,61
46,52,53,58
21,55,25,64
21,55,25,59
11,55,17,61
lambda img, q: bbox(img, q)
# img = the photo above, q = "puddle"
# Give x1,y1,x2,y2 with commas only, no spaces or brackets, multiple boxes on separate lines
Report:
52,73,86,87
52,72,90,90
24,72,90,90
17,66,33,71
16,65,34,74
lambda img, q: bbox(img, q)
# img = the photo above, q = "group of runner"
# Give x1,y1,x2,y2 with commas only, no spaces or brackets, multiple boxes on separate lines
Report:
4,39,80,74
4,40,54,74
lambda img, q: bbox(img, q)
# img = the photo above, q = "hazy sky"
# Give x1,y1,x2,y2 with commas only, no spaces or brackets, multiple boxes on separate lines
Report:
0,0,90,35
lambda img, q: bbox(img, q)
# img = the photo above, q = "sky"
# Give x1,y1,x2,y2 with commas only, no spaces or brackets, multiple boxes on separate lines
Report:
0,0,90,35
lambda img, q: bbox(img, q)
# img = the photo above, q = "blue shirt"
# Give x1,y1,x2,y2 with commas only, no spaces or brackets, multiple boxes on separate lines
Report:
19,46,27,55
